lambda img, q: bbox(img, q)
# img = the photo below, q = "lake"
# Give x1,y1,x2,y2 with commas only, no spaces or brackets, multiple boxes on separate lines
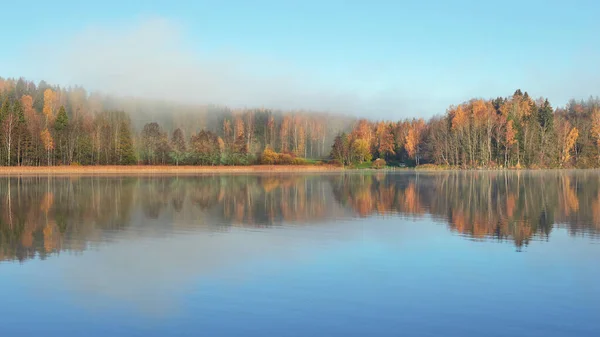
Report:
1,171,599,336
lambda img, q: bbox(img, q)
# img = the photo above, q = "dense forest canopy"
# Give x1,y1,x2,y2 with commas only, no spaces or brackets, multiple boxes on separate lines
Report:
1,76,599,168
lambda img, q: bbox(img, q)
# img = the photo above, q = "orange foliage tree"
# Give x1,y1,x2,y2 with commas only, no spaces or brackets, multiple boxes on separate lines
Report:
40,128,54,166
376,122,395,159
405,119,425,165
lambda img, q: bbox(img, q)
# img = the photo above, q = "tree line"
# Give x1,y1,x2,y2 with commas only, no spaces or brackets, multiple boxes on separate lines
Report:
0,77,350,166
331,90,600,168
2,77,599,168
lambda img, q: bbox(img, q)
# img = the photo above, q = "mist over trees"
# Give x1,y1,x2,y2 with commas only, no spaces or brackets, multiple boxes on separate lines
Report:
1,76,599,168
0,77,352,166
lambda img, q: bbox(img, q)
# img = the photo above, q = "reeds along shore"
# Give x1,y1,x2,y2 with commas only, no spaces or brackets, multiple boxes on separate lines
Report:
0,165,345,175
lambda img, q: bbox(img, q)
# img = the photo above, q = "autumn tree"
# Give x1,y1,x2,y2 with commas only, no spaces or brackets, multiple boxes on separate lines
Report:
405,119,425,165
140,122,169,165
351,139,372,164
352,119,374,146
591,108,600,165
556,118,579,167
190,130,221,165
40,128,54,166
375,122,395,160
505,119,517,167
234,116,244,139
42,88,56,126
232,116,248,156
233,132,248,155
292,115,306,157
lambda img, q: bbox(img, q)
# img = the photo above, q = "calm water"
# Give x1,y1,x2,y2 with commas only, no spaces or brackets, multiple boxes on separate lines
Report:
1,171,599,336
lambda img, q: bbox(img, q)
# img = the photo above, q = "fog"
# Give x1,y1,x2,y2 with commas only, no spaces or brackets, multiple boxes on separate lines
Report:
4,10,599,121
30,17,446,119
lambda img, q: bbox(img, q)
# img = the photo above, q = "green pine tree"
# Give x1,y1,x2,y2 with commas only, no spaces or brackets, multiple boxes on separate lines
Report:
117,121,137,165
54,106,69,132
538,99,554,129
0,98,9,123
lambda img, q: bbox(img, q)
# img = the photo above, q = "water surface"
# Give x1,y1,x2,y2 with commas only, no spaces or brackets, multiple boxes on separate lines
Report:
1,171,599,336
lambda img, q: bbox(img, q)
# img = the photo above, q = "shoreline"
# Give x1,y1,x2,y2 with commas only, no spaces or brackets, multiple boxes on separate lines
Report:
0,165,345,175
0,165,594,175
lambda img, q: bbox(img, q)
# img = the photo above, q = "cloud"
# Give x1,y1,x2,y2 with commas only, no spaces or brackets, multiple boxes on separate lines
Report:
32,16,434,119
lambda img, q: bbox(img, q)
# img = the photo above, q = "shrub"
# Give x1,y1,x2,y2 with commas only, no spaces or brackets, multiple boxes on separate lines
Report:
246,154,257,165
292,157,308,165
329,159,344,167
258,148,313,165
222,153,249,166
372,158,386,169
415,164,448,170
278,154,294,165
487,160,499,169
261,147,278,165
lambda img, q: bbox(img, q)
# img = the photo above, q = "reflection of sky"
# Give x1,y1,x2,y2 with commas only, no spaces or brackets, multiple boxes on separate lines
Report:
1,217,599,336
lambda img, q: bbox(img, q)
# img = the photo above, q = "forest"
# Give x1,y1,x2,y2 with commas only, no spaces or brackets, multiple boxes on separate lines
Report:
332,90,600,168
1,76,599,168
0,77,351,166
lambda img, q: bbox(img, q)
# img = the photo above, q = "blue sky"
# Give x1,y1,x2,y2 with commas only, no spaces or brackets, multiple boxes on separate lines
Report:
1,0,599,118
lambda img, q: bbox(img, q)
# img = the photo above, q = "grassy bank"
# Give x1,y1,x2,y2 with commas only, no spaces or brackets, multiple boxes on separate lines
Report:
0,165,344,175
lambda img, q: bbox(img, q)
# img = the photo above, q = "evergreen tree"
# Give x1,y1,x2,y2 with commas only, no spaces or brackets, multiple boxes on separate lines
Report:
141,122,163,165
538,99,554,129
54,106,69,131
54,106,69,164
0,98,9,122
331,133,346,164
117,121,136,165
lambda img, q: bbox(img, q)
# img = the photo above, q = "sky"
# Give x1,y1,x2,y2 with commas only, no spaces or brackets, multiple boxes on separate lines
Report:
1,0,599,118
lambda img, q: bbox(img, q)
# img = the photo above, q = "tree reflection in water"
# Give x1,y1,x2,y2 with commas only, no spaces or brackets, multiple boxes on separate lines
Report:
1,171,599,261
